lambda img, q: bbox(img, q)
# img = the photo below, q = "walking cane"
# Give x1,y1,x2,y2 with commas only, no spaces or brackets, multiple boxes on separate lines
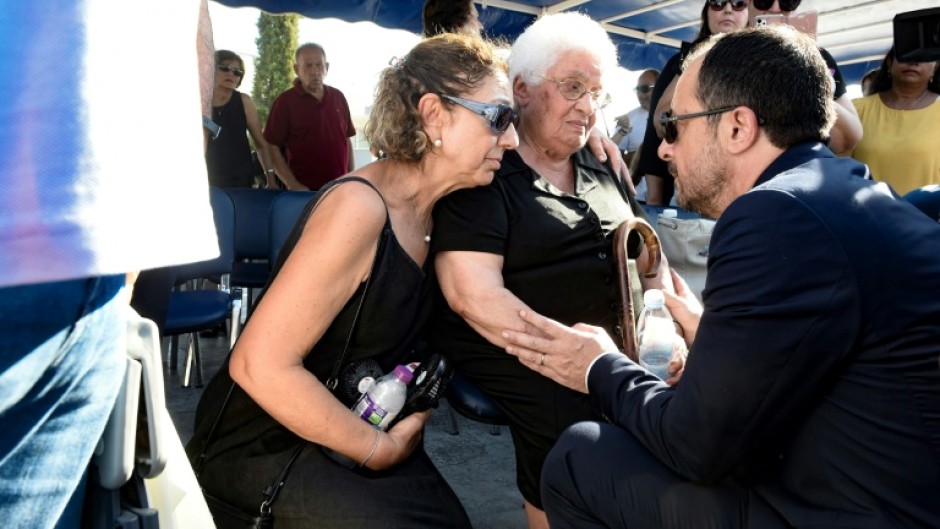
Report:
613,217,662,361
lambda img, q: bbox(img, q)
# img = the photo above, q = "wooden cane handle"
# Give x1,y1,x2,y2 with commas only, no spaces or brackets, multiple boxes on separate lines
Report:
613,218,662,361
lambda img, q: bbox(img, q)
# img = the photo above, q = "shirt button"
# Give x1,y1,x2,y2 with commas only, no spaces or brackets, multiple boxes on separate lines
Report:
578,202,588,209
598,251,607,260
595,232,604,241
589,217,598,225
614,325,623,337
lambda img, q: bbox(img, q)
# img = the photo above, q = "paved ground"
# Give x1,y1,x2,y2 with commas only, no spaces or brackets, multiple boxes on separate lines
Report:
163,333,528,529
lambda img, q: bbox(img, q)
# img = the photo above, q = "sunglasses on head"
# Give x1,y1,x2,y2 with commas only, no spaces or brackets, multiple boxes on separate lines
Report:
635,84,656,94
441,94,517,134
708,0,748,12
752,0,801,12
217,64,244,77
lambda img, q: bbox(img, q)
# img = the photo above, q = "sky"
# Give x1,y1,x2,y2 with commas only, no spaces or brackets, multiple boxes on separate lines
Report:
207,1,646,135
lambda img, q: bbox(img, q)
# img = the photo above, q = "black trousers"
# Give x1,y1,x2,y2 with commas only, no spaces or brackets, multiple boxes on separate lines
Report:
541,422,789,529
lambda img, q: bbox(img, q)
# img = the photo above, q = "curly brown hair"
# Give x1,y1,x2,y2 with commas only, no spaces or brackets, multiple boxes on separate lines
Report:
364,33,508,162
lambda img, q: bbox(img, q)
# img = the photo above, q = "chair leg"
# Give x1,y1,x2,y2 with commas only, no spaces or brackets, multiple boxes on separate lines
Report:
192,334,204,388
489,425,502,436
182,333,195,388
167,335,179,372
443,400,460,436
229,303,242,349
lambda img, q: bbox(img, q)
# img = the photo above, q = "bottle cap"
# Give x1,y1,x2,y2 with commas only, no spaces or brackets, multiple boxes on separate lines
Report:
643,288,665,309
661,208,678,218
392,364,415,385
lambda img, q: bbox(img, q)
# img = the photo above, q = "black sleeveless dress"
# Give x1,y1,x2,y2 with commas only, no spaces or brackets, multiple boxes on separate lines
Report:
187,178,471,528
206,91,255,188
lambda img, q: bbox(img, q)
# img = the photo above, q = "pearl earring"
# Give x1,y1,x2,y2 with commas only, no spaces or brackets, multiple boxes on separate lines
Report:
433,139,442,148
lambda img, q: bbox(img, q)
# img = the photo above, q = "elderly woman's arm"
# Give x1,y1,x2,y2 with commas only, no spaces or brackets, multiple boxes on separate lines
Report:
436,250,537,348
229,183,426,470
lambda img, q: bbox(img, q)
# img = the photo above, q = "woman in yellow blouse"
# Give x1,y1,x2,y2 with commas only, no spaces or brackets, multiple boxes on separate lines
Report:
850,47,939,196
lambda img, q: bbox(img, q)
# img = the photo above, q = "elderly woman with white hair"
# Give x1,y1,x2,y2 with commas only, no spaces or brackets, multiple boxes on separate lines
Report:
429,12,674,529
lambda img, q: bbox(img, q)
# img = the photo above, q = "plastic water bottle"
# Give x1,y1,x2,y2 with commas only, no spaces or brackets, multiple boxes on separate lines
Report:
351,364,414,431
637,289,676,380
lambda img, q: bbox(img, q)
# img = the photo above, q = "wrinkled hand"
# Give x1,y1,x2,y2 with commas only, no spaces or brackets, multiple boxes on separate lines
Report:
615,115,632,133
662,269,702,347
366,410,430,470
502,310,618,393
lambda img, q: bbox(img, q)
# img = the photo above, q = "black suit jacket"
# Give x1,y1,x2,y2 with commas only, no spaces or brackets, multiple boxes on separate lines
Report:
589,142,940,528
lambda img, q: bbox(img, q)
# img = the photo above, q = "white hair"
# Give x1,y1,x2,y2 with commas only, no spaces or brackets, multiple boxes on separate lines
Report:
509,11,618,87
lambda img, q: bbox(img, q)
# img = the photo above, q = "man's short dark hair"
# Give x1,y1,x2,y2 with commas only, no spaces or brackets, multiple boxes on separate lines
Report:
685,27,836,149
422,0,474,37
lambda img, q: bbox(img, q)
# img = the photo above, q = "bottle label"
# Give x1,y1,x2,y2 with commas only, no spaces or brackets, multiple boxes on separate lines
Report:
353,394,389,428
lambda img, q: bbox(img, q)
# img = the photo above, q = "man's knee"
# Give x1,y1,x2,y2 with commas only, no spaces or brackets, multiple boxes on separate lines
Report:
542,421,603,492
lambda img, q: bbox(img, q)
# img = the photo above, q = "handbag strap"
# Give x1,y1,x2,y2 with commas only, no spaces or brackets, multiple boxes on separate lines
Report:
259,442,306,516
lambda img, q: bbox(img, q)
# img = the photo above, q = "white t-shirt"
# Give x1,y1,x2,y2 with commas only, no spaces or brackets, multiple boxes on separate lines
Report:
0,0,218,288
616,107,650,154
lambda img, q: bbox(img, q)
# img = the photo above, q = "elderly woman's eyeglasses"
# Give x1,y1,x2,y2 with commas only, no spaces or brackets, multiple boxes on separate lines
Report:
708,0,748,12
752,0,801,12
542,77,612,109
441,95,517,134
659,107,737,144
217,64,244,77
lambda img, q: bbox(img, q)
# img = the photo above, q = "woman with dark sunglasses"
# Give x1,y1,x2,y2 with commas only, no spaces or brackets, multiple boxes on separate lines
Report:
635,0,749,206
205,50,277,189
188,34,518,529
430,12,678,529
849,46,940,197
745,0,862,155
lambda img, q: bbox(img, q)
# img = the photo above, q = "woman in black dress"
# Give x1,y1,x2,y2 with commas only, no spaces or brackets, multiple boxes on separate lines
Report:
187,34,519,528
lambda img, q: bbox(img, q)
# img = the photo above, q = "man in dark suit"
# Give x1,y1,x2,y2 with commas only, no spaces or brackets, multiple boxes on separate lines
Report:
500,26,940,529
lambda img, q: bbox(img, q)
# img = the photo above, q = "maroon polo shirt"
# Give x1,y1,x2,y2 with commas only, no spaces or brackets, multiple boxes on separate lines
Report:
263,80,356,189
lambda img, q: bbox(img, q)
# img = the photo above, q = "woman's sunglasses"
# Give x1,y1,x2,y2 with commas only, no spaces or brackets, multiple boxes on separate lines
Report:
217,64,244,77
441,95,517,134
708,0,748,12
752,0,802,12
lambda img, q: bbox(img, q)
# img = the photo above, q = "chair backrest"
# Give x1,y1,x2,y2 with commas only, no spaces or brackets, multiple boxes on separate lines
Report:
268,191,318,266
225,188,283,259
173,187,235,282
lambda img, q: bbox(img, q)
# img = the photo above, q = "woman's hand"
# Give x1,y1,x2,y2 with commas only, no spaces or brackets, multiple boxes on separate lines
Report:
364,410,431,470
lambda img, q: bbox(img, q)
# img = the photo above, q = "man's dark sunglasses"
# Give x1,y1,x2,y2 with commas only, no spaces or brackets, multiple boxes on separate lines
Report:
217,64,244,77
659,107,737,144
441,95,517,134
708,0,748,12
634,84,656,95
752,0,801,12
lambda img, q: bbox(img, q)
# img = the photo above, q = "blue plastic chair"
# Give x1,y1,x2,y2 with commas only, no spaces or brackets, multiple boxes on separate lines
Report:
268,191,319,266
225,188,284,321
444,371,509,436
164,187,237,388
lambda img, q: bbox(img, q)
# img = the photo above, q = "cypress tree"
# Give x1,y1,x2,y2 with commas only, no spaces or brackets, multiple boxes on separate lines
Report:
252,12,299,125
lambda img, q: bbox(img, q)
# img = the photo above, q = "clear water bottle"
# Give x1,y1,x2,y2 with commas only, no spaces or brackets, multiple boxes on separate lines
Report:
351,364,414,431
637,289,676,380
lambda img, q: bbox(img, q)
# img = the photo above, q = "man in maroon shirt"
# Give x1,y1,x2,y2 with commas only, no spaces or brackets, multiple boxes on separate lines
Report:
264,43,356,190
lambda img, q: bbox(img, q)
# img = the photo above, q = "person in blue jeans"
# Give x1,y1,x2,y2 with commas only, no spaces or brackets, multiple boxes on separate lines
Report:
0,1,218,527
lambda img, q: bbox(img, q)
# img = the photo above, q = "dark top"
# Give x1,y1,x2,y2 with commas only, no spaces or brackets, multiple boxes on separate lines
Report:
429,147,642,506
187,178,470,527
635,44,848,204
589,142,940,528
206,91,255,188
263,81,356,190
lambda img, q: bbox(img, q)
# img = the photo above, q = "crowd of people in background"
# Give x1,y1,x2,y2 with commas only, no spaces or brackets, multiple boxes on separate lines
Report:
3,1,939,528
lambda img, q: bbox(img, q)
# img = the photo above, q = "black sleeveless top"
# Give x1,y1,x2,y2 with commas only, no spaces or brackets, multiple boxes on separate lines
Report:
206,91,254,188
188,177,433,463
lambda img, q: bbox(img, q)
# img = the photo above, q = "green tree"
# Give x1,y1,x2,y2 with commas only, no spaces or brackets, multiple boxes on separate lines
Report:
252,12,299,125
